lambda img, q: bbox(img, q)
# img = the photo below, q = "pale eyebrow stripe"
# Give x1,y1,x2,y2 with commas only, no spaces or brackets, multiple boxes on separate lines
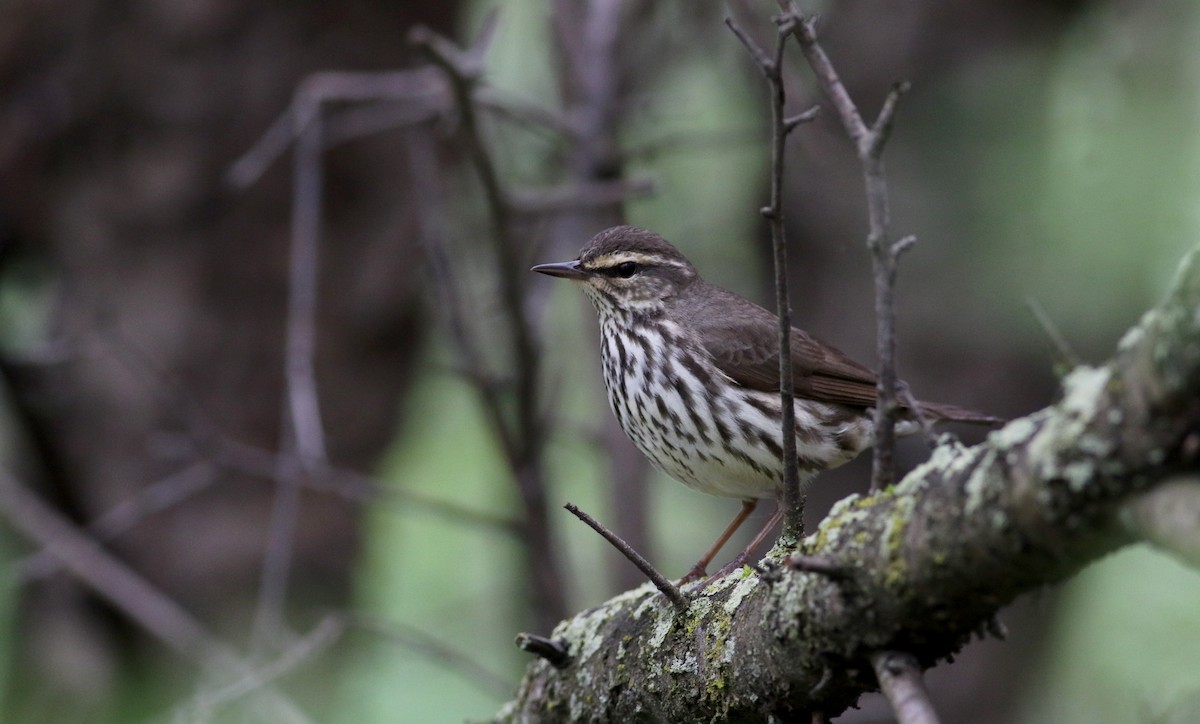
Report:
585,252,687,269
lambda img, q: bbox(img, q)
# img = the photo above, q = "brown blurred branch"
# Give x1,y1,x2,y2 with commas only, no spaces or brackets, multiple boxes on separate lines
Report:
252,89,326,654
227,69,448,188
0,470,311,724
14,462,217,582
350,613,515,699
232,52,588,642
547,0,655,593
410,19,568,629
183,614,347,721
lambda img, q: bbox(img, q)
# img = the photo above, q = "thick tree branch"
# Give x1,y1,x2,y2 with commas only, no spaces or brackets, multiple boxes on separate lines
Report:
496,245,1200,721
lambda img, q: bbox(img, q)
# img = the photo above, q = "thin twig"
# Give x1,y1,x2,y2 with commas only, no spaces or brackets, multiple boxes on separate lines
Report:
403,128,520,466
350,613,515,699
475,87,577,140
564,502,689,614
781,4,912,491
515,632,574,669
14,462,217,582
785,553,853,580
227,68,447,188
321,102,443,150
1026,297,1083,371
510,178,656,215
0,470,311,724
726,14,818,540
182,615,347,721
870,651,941,724
251,89,328,656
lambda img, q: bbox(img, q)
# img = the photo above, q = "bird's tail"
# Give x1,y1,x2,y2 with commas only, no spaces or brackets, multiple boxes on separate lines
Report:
915,400,1005,426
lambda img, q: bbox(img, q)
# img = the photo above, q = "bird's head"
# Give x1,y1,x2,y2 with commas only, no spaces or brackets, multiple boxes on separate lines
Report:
531,226,699,315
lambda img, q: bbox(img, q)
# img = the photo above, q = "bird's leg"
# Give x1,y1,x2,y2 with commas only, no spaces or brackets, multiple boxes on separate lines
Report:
702,503,784,586
680,499,757,583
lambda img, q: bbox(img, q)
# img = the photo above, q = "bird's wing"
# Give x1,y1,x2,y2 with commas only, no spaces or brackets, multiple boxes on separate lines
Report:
689,287,880,408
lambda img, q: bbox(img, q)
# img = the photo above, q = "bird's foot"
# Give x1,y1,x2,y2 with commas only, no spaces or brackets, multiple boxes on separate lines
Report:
678,562,709,585
695,552,754,589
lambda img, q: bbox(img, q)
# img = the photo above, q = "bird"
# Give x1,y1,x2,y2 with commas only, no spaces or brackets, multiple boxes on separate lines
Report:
531,225,997,581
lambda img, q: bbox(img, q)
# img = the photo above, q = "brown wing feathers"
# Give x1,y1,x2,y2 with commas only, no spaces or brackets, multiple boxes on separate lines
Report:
685,283,1000,424
684,283,880,409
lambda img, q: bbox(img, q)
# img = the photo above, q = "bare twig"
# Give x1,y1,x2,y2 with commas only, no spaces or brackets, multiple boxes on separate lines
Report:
871,651,941,724
251,90,328,655
726,14,818,539
227,68,447,188
547,0,656,594
0,470,311,724
350,613,514,699
404,130,521,466
1026,297,1083,371
182,615,347,721
14,462,217,582
785,553,853,580
515,632,574,669
510,178,656,215
564,502,689,614
780,4,912,491
475,87,577,140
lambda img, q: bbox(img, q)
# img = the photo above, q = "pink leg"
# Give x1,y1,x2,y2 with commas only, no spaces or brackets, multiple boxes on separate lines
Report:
680,499,757,583
703,503,784,584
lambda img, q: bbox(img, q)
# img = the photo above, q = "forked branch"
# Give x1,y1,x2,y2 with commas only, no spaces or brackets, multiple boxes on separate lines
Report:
778,3,913,492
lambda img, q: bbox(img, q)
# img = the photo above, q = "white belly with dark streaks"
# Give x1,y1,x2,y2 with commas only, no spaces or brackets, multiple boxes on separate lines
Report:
597,316,873,500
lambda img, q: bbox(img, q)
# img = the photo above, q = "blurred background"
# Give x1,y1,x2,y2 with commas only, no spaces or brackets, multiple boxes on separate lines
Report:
1,0,1199,721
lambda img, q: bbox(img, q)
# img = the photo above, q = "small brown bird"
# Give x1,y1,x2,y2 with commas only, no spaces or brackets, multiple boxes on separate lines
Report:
532,225,995,580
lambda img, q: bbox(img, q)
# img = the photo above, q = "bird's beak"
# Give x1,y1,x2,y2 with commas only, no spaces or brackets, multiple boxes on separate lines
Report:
530,260,588,280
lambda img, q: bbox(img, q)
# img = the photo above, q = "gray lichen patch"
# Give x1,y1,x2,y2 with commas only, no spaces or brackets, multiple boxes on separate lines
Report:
723,574,759,616
1059,365,1112,418
559,604,621,666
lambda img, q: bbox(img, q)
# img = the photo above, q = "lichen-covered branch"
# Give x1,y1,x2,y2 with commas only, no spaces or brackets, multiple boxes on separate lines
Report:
495,246,1200,721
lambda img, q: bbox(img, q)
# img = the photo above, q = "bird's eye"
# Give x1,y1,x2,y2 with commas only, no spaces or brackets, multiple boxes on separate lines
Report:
615,261,638,278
